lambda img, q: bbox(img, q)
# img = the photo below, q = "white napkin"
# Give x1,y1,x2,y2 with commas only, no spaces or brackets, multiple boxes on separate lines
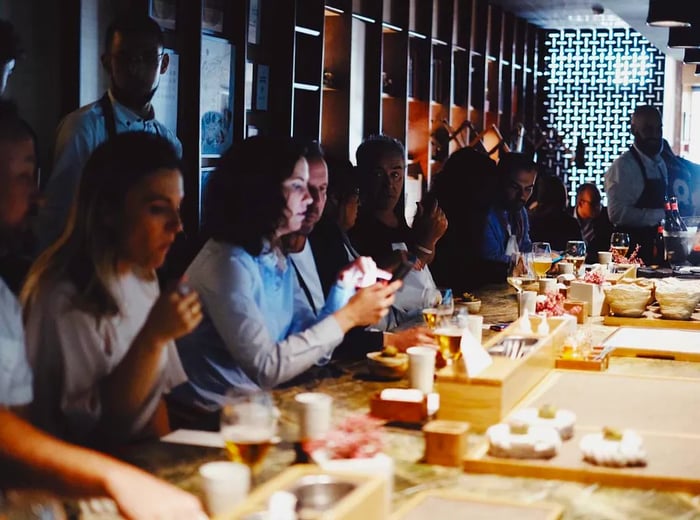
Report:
458,329,492,377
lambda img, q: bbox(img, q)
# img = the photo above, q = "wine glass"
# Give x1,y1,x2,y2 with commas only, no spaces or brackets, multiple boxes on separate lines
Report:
531,242,553,279
565,240,587,277
220,390,278,483
610,232,630,259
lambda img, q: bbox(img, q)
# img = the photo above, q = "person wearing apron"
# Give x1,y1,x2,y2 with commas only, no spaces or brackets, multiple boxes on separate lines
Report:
605,105,667,265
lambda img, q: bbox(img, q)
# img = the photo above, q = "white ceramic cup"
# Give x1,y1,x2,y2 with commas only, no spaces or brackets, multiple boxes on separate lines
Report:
518,290,537,317
558,262,574,274
199,461,250,516
598,251,612,264
294,392,333,441
465,314,484,345
538,278,557,294
406,346,437,394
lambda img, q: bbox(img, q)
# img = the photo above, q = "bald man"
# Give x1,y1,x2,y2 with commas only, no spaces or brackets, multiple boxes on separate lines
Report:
604,105,666,264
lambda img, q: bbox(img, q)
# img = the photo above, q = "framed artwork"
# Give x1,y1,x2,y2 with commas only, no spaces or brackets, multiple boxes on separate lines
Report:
149,0,176,30
202,0,224,33
200,35,234,157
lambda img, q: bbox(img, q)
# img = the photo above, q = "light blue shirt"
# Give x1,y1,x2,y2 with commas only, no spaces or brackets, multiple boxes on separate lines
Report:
174,240,351,409
0,278,33,407
34,91,182,252
482,206,532,264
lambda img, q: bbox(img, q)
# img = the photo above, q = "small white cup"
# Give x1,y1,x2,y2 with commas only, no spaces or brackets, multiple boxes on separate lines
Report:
406,346,437,394
538,278,557,294
557,262,574,274
294,392,333,441
518,290,537,317
465,315,484,345
598,251,612,264
199,461,250,516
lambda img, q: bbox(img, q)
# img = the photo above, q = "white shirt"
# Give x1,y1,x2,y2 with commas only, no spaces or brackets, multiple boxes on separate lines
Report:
604,144,667,228
289,240,326,313
25,272,186,444
0,278,32,407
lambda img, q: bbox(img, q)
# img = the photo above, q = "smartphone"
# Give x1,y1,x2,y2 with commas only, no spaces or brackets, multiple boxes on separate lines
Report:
390,256,416,283
489,322,511,332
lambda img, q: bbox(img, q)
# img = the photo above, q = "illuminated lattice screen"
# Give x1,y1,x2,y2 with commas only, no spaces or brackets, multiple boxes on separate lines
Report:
543,29,665,206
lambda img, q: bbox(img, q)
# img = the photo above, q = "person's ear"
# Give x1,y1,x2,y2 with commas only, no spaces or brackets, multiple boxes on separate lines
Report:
160,53,169,75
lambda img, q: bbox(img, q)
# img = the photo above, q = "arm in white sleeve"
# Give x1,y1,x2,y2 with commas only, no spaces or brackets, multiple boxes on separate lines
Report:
201,256,345,389
605,159,665,228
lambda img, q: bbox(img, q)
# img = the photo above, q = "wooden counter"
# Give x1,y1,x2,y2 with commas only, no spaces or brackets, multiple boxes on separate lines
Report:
121,284,700,520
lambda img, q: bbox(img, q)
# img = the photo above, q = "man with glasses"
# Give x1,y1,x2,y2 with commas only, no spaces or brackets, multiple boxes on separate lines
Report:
35,13,181,252
481,153,537,281
574,183,613,263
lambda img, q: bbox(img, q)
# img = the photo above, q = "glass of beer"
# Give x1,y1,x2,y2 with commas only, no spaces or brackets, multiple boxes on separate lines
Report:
531,242,553,279
610,232,630,258
565,240,587,276
422,288,454,329
221,390,278,482
434,315,465,368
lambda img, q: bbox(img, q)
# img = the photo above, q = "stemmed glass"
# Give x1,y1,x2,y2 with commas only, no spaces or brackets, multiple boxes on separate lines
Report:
531,242,553,279
565,240,587,277
220,390,278,484
610,232,630,258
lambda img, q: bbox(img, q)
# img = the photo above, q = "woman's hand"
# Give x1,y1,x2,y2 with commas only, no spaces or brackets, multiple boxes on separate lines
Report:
383,326,435,352
334,280,400,331
142,284,203,347
337,256,392,288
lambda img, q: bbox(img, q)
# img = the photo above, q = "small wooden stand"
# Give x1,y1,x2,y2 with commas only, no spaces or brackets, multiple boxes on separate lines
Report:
422,420,470,467
436,316,571,432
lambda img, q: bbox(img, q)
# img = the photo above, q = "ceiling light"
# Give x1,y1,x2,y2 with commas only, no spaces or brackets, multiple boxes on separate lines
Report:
668,26,700,49
646,0,692,27
684,49,700,63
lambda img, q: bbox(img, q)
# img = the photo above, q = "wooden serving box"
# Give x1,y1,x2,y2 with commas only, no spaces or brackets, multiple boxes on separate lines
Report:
435,316,571,432
220,464,387,520
369,391,428,423
390,488,563,520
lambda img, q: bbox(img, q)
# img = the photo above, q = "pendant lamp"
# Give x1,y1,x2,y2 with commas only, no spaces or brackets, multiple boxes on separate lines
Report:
668,26,700,49
684,49,700,64
646,0,692,27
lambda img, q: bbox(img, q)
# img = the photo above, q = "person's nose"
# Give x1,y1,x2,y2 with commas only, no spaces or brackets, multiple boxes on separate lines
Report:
168,210,184,234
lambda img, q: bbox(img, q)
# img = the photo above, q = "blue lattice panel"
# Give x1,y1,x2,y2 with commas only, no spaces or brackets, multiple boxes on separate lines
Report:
543,28,665,205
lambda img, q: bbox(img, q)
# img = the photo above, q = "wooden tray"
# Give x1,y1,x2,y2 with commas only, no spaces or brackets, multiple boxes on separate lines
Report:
462,371,700,493
603,305,700,331
221,465,387,520
390,489,563,520
601,327,700,361
436,316,572,432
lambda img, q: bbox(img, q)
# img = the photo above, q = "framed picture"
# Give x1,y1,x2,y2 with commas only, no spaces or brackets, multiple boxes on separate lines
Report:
150,0,176,30
200,35,234,157
202,0,224,33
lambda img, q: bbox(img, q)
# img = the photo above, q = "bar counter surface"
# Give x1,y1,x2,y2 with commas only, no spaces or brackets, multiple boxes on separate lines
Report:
122,284,700,520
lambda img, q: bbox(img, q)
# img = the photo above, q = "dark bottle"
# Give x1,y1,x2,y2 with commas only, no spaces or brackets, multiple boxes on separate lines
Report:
669,196,687,231
651,221,666,267
664,199,676,232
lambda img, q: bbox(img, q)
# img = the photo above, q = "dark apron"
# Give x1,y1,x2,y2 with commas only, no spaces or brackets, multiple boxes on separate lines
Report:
97,92,118,140
615,147,666,264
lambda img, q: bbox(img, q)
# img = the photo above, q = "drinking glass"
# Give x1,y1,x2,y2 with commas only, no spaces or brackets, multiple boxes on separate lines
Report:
565,240,587,276
434,313,466,368
610,232,630,258
220,390,278,483
531,242,553,279
421,287,453,329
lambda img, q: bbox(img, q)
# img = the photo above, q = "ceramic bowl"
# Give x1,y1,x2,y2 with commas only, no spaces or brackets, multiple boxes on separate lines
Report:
604,284,652,318
366,352,409,380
